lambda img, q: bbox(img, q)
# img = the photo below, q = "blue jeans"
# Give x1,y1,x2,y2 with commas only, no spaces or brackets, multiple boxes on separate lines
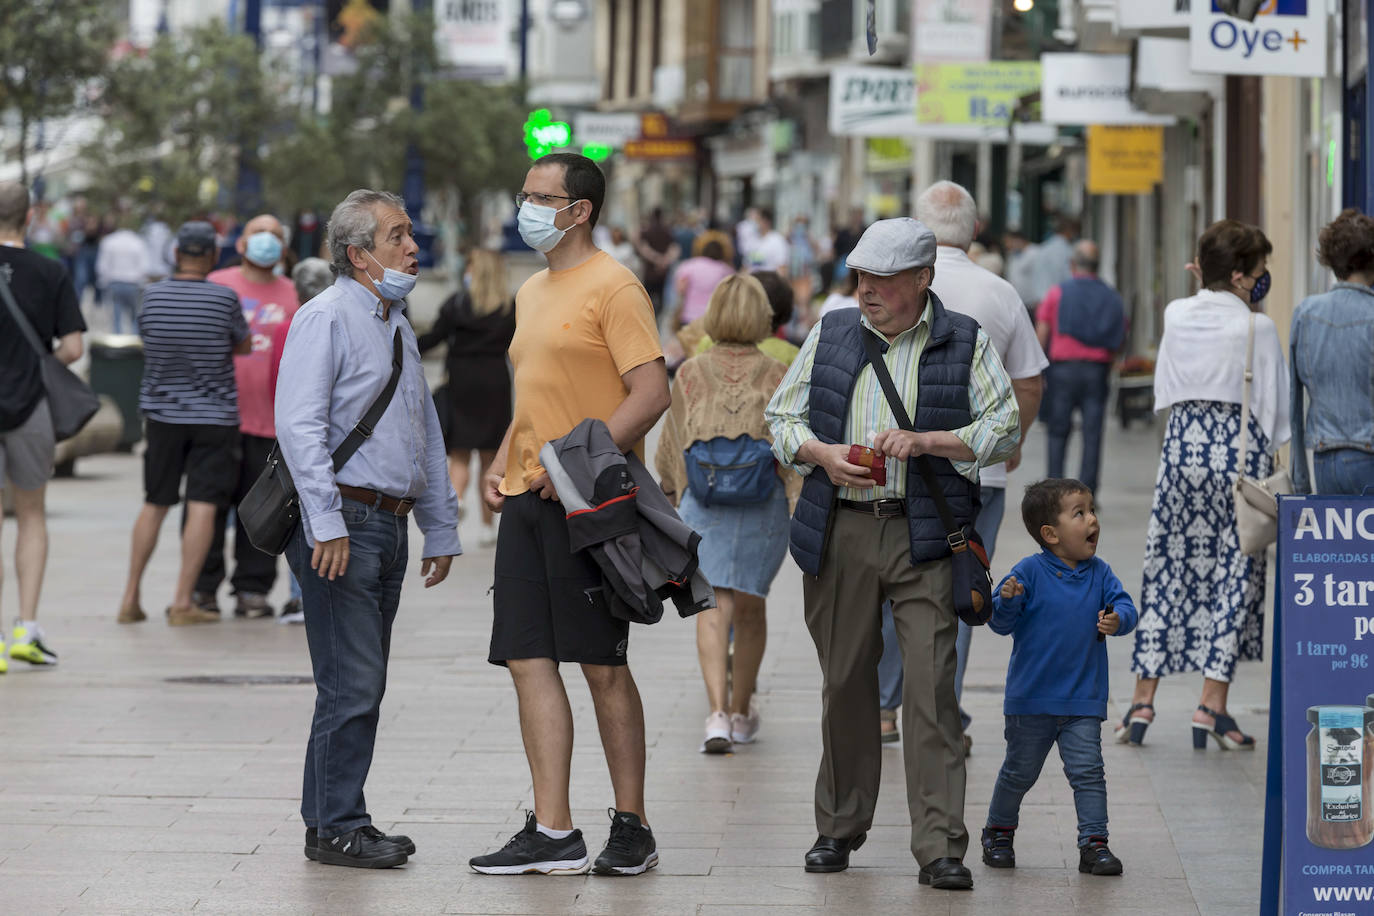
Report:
106,281,141,335
879,487,1006,728
987,714,1109,845
286,498,407,837
1045,361,1112,493
1314,448,1374,496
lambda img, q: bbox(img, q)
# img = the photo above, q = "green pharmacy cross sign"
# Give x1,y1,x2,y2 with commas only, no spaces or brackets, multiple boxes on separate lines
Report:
522,109,617,162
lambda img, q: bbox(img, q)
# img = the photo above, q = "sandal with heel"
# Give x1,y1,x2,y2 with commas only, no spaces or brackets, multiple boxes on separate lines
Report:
1114,703,1154,746
1191,704,1256,751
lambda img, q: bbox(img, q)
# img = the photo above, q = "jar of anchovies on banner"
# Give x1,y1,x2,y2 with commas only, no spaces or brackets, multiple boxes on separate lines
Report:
1305,706,1374,850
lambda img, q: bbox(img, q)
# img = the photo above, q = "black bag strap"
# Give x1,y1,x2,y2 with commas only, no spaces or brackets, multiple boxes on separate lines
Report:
0,270,53,360
859,328,965,547
328,328,404,473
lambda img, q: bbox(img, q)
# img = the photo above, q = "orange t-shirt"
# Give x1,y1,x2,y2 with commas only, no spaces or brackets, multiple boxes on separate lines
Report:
501,251,663,496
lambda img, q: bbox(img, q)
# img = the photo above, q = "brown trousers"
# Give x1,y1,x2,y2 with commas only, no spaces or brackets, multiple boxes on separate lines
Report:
802,508,969,866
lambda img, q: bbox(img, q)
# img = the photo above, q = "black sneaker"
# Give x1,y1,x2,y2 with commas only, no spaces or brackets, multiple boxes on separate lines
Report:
592,808,659,876
469,811,590,875
981,826,1016,868
306,826,414,860
1078,836,1123,876
314,826,408,869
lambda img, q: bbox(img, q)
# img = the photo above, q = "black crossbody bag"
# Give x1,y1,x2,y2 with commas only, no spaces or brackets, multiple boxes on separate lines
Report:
859,329,993,627
0,271,100,442
239,329,403,555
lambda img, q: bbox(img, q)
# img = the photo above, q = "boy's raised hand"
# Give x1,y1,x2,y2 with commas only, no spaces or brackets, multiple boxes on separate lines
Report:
1098,608,1121,636
1000,576,1025,600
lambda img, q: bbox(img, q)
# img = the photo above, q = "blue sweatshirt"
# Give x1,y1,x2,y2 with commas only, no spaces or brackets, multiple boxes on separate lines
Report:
990,550,1139,719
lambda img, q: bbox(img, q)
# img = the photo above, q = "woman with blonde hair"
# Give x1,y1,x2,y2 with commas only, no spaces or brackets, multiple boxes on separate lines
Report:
656,274,797,753
418,249,516,547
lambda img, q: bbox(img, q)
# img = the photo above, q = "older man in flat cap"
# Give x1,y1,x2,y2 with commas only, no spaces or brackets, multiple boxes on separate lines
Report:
766,217,1019,890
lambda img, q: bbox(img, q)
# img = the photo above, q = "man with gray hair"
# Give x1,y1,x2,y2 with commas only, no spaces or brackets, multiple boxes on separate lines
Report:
275,189,460,868
767,217,1019,889
1036,239,1124,494
870,182,1047,756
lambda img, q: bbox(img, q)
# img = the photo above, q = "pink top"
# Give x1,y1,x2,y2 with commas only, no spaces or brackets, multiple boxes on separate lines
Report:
208,268,300,438
676,257,736,324
1037,282,1115,364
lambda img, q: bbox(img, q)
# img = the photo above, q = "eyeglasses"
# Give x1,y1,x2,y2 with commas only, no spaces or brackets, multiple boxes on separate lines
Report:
515,191,576,207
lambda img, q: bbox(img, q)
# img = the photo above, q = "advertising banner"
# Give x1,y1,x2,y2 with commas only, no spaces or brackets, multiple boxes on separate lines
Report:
1190,0,1328,78
829,66,918,137
1086,126,1165,194
437,0,510,73
913,0,993,63
1276,496,1374,914
915,62,1042,127
573,113,641,150
1041,54,1176,126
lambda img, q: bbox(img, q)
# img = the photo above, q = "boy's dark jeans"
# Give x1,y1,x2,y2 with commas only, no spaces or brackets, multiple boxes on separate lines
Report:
986,714,1108,846
286,498,407,838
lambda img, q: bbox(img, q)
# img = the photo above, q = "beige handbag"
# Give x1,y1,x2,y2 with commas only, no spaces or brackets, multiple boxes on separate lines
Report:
1234,314,1292,555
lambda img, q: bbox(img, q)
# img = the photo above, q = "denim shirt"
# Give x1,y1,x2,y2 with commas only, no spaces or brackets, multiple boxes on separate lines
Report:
1290,282,1374,493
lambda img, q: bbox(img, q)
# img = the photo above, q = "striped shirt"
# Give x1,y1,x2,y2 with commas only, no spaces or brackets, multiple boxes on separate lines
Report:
138,278,250,426
765,300,1020,501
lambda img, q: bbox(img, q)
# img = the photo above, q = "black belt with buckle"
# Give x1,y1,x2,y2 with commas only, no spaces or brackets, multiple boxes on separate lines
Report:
838,498,907,519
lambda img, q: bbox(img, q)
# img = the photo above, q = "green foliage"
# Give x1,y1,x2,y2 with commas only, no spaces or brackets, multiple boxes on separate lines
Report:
0,0,118,185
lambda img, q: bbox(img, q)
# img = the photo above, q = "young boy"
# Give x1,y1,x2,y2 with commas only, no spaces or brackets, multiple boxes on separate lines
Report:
981,478,1138,877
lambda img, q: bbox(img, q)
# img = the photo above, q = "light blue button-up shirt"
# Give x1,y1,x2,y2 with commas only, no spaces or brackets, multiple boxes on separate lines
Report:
275,275,461,558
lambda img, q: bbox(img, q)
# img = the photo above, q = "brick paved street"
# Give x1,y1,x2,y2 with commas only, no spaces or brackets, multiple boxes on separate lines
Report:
0,416,1269,915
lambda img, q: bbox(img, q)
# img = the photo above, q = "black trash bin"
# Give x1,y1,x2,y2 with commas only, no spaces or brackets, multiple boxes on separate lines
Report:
89,334,144,450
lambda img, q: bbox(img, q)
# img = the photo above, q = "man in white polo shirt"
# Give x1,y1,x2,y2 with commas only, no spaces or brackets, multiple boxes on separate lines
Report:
874,182,1047,749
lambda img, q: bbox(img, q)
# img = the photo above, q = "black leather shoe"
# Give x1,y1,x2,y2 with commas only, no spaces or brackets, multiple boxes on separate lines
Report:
314,827,408,869
306,826,415,860
981,826,1016,868
803,833,866,872
1078,837,1123,876
918,857,974,890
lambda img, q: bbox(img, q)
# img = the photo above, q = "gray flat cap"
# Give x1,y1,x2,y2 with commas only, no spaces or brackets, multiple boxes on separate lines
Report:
845,217,937,276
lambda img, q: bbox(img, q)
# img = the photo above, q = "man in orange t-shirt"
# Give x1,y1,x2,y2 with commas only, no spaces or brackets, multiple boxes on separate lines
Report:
471,154,670,878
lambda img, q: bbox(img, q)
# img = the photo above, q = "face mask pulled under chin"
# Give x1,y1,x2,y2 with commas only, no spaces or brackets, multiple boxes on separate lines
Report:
364,249,418,300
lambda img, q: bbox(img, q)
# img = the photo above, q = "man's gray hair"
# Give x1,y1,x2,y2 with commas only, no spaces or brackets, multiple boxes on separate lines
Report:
0,182,31,232
914,181,977,251
1071,240,1100,273
292,257,334,304
327,189,406,276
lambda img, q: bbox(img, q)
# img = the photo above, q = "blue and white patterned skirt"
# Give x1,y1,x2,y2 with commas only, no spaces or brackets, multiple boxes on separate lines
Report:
677,481,790,598
1131,400,1272,683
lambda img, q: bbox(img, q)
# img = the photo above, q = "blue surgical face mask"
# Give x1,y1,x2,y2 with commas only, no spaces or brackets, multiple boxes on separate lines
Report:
517,200,576,253
364,249,417,300
1248,270,1271,305
244,231,282,268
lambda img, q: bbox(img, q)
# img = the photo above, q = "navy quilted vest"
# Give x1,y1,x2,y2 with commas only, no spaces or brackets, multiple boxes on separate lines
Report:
789,296,981,576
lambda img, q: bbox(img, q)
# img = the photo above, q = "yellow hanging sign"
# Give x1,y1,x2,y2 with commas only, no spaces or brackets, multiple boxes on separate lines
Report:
1086,125,1165,195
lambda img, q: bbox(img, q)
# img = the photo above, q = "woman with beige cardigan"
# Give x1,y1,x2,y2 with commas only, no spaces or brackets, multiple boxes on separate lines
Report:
657,275,799,754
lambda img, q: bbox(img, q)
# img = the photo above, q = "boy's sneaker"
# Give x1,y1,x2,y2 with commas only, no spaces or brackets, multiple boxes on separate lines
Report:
9,622,57,666
278,599,305,625
981,826,1016,868
1078,836,1123,876
469,811,590,875
592,808,658,876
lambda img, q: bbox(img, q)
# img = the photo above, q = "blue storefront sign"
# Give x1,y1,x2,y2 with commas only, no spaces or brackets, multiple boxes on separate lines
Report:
1262,496,1374,915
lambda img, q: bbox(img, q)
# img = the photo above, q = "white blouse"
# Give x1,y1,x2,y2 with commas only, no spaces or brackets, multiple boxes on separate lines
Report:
1153,289,1291,451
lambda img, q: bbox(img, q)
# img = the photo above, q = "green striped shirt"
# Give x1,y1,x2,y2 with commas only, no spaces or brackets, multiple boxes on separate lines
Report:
764,302,1020,501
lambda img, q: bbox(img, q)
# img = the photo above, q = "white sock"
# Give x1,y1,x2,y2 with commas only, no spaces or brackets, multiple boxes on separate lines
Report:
536,822,574,839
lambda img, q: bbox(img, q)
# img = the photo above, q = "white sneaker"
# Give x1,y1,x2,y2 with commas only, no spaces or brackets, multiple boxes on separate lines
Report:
730,705,761,745
701,710,732,754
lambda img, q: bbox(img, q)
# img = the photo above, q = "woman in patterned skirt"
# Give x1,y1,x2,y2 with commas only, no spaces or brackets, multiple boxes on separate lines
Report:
1118,221,1290,750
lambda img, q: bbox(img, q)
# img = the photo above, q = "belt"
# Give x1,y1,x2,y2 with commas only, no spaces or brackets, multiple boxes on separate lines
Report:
837,498,907,519
338,485,415,517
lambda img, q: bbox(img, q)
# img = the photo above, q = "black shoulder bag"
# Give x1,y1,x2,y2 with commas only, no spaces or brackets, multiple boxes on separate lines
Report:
239,329,404,555
0,271,100,442
859,329,993,627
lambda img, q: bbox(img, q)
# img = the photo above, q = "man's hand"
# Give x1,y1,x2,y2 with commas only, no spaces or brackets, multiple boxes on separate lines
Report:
483,470,506,514
811,442,878,490
1098,608,1121,636
530,471,559,502
311,536,349,581
1000,576,1025,600
1007,444,1023,473
871,429,925,461
421,555,453,588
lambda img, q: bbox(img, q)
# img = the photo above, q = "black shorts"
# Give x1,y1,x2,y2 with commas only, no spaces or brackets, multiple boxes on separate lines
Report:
489,492,630,667
143,419,240,507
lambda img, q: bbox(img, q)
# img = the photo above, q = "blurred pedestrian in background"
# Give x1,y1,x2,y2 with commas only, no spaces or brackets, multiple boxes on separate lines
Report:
1026,217,1078,311
828,208,865,285
1123,220,1289,750
95,217,151,335
0,181,86,669
635,208,679,317
1290,209,1374,496
194,213,300,619
604,225,641,276
656,274,796,754
118,221,250,626
789,214,817,304
417,249,516,549
819,269,859,319
671,238,734,332
745,208,790,276
691,270,800,367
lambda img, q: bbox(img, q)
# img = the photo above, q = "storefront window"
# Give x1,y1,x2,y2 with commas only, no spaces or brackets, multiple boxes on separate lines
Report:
719,0,755,101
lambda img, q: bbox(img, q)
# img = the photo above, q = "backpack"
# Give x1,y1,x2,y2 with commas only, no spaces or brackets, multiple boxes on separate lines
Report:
1056,277,1126,350
684,435,777,506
